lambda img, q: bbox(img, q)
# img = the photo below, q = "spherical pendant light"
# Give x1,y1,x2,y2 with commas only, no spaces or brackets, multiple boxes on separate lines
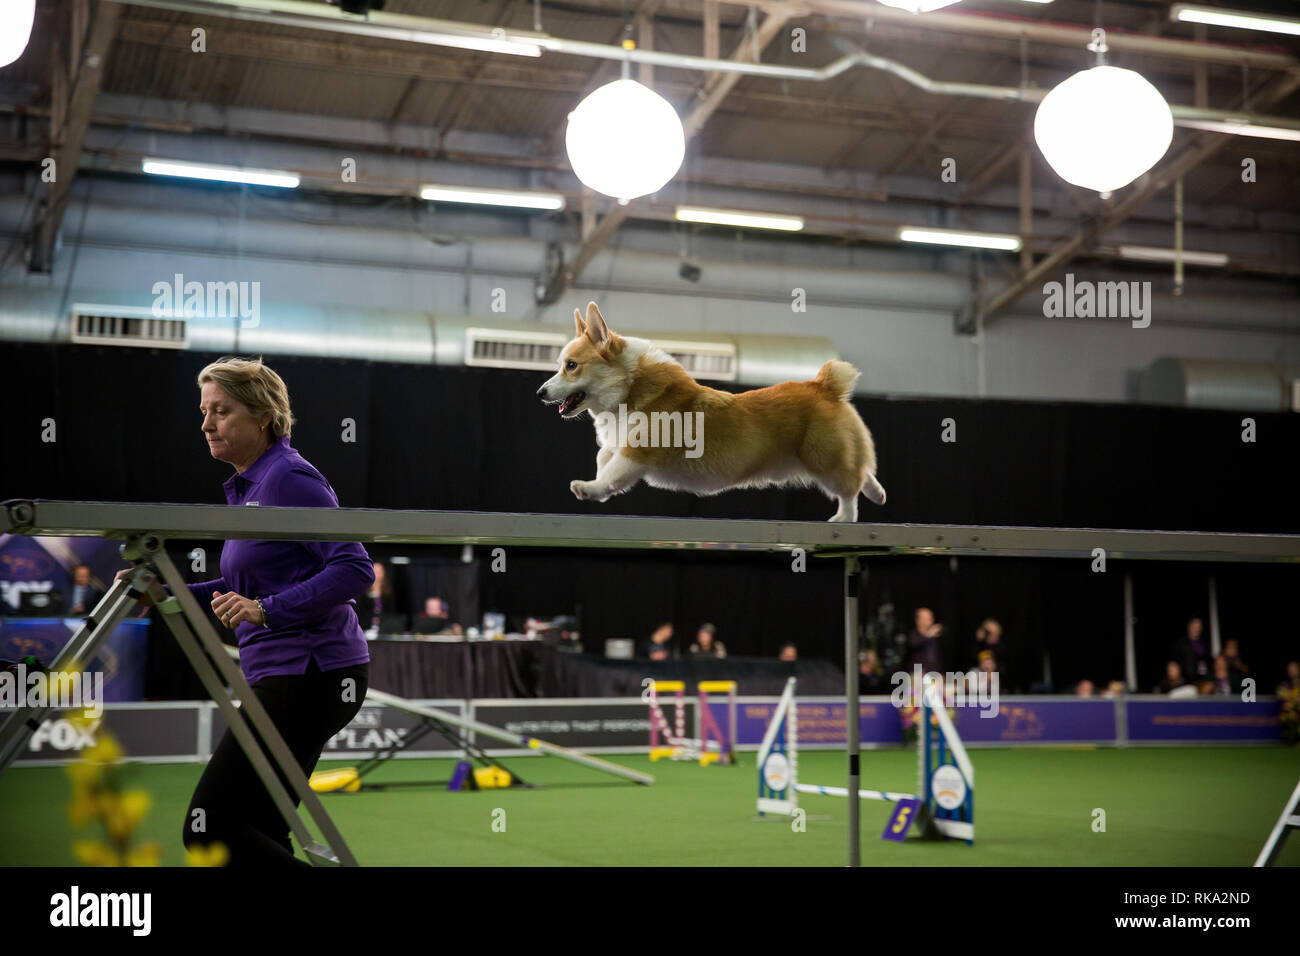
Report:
565,79,685,202
0,0,37,69
1034,65,1174,193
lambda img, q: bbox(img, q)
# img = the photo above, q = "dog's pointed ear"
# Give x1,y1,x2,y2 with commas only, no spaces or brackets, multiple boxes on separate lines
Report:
584,302,610,347
573,308,587,338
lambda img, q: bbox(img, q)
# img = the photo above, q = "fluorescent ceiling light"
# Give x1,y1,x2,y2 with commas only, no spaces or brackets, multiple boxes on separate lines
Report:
422,33,542,56
1176,119,1300,142
1172,5,1300,37
420,185,565,210
898,227,1022,252
1118,245,1229,267
875,0,963,12
142,158,300,188
675,206,804,231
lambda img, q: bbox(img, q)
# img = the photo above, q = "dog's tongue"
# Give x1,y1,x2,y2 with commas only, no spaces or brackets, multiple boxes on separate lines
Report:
558,392,585,415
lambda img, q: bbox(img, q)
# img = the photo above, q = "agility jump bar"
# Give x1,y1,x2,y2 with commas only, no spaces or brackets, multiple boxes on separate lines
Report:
364,687,654,786
220,646,653,786
5,500,1300,562
793,784,916,803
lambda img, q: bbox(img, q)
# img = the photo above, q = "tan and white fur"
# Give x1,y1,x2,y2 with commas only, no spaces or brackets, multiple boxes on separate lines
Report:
537,303,886,522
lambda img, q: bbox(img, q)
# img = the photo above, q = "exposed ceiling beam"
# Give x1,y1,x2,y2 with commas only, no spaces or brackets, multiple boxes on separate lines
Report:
959,136,1028,204
975,67,1300,325
31,0,122,273
740,0,1300,73
552,7,792,300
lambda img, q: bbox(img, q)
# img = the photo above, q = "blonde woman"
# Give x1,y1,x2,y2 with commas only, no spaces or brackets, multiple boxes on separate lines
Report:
121,356,373,866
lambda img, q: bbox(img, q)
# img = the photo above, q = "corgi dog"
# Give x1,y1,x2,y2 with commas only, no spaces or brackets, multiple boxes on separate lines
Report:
537,302,886,522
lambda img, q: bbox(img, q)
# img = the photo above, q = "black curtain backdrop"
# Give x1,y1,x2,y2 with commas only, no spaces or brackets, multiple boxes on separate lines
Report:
4,342,1297,698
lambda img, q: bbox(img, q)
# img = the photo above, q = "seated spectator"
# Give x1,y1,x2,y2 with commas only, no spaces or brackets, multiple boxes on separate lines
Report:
1222,638,1249,681
962,650,997,697
414,597,452,635
688,623,727,660
859,648,888,695
1154,660,1189,694
1075,678,1095,698
1100,680,1126,698
66,564,104,616
1209,655,1243,696
778,642,798,662
638,622,676,661
1174,617,1211,683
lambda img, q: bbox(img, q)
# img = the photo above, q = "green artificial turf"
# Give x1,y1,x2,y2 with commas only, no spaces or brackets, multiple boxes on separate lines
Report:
2,746,1298,866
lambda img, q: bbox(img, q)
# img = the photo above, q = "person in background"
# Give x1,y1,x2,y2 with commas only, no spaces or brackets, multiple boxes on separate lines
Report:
972,618,1002,668
1100,680,1127,699
67,564,104,615
859,648,888,695
689,623,727,659
778,642,798,662
1174,617,1211,683
1222,638,1249,683
639,622,676,661
1208,655,1242,696
962,649,997,696
1276,660,1300,697
1154,660,1189,694
1075,678,1095,698
358,561,391,632
906,607,943,674
415,597,450,635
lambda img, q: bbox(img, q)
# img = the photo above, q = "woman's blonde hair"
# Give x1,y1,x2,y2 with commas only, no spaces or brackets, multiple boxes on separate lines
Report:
197,356,296,439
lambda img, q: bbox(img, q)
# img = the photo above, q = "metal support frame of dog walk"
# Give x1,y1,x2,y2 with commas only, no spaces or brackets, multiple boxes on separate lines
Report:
3,500,1298,867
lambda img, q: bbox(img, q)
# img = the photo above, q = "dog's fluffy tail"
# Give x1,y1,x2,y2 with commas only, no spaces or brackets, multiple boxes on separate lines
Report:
814,360,860,402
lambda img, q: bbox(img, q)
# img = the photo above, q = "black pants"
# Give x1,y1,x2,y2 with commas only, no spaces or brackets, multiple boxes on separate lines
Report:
184,659,369,867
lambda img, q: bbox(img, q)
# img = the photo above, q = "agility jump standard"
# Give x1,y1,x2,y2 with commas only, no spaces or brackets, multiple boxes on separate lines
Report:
758,677,974,843
3,500,1298,867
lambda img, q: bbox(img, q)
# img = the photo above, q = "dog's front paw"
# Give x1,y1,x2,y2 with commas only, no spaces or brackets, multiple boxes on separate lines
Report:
570,480,590,500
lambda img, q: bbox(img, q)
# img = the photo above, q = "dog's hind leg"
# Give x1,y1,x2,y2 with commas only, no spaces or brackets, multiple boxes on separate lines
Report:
830,493,858,523
861,471,886,506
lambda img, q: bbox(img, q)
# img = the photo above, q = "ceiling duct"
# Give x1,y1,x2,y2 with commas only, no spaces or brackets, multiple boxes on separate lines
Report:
1139,357,1288,411
69,302,188,349
0,289,836,388
464,325,738,381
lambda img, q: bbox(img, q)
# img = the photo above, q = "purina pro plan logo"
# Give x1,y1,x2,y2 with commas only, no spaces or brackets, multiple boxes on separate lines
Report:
930,764,967,811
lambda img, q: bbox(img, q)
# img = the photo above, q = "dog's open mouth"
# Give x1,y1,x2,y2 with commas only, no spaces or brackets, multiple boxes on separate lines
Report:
557,391,587,416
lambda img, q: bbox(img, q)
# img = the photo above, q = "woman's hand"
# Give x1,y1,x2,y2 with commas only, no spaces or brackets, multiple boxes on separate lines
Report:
114,568,156,607
209,591,266,629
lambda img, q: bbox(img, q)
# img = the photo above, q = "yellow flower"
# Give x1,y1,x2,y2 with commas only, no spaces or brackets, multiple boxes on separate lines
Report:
83,733,123,766
73,840,121,867
102,790,151,842
67,788,99,827
65,759,102,788
126,843,162,867
186,842,230,867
